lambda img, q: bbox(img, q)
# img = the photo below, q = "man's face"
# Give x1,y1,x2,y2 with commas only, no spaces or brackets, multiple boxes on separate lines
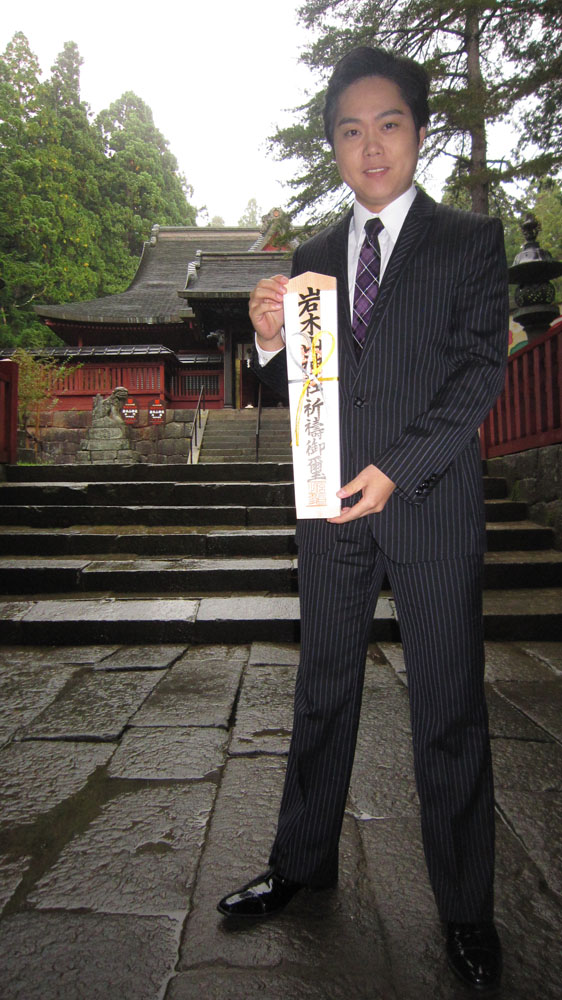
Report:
332,75,425,213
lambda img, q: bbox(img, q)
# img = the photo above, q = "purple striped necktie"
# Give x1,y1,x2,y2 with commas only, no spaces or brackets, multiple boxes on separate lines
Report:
352,217,384,351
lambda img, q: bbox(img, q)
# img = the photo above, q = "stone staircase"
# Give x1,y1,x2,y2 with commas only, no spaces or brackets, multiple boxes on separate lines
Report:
198,408,292,463
0,461,560,645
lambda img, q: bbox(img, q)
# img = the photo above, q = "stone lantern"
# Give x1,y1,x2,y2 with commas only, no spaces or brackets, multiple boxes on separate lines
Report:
508,213,562,341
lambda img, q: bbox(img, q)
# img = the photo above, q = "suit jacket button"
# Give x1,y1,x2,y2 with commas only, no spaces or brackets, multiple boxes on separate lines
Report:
353,397,364,408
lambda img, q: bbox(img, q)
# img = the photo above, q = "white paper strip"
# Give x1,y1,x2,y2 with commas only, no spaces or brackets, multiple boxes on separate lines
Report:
284,272,341,519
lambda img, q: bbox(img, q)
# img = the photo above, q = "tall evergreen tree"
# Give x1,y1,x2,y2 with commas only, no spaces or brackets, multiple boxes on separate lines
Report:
0,33,197,349
97,92,196,256
0,32,59,345
271,0,562,221
0,35,119,345
39,41,111,302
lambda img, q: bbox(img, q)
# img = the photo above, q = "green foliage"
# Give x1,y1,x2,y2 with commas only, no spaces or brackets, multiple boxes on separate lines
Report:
11,346,77,428
0,33,196,349
530,181,562,264
271,1,562,222
97,92,196,256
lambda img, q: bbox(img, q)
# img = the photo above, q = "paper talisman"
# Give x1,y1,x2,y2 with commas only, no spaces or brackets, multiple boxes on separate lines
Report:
284,271,341,519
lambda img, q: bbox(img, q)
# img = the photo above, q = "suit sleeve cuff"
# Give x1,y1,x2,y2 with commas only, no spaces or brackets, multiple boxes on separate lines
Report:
254,329,286,367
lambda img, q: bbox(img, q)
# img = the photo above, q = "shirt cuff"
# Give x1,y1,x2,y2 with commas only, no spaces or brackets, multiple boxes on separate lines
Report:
254,329,286,367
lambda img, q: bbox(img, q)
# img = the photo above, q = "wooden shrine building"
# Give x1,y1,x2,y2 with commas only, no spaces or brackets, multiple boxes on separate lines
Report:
35,217,293,410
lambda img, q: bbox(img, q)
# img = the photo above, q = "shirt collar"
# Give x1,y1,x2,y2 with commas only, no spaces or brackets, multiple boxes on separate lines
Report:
353,186,418,245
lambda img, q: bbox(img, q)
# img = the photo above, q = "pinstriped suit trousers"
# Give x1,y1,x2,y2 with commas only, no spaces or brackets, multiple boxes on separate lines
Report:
269,520,495,923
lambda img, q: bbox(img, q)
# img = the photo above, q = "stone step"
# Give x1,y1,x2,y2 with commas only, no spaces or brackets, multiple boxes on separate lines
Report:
207,440,278,453
480,477,508,498
202,409,290,423
258,451,293,458
1,549,561,595
0,526,298,557
198,410,292,462
4,462,294,483
203,423,291,443
0,477,514,505
1,457,557,648
483,550,562,587
0,505,296,527
198,453,259,462
0,555,297,594
482,499,529,521
481,588,562,640
484,521,555,550
0,521,554,554
201,424,289,437
1,588,560,645
3,463,507,494
198,442,292,459
198,454,292,463
202,410,275,421
198,437,256,445
199,437,292,454
0,481,296,507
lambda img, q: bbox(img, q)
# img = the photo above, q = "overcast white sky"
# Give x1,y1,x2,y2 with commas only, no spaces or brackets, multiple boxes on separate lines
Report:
3,0,451,227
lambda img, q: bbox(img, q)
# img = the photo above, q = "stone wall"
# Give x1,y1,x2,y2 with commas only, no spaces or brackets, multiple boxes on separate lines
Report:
130,409,199,464
21,407,198,465
487,443,562,549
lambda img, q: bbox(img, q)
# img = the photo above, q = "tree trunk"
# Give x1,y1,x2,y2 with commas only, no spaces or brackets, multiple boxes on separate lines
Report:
465,9,489,215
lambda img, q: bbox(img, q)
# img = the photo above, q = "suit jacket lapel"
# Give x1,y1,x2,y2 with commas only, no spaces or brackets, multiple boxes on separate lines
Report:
357,190,436,368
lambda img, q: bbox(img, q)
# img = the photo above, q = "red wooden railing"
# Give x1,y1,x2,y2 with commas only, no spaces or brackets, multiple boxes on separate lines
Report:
481,323,562,458
51,364,224,410
0,360,19,464
168,369,223,407
8,331,559,459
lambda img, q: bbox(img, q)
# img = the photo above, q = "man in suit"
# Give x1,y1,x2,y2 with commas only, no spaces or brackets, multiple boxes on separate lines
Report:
217,46,509,993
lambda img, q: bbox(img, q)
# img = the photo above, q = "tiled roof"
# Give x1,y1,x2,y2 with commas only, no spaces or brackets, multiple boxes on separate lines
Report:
32,344,177,358
2,344,222,366
180,252,292,300
34,226,265,325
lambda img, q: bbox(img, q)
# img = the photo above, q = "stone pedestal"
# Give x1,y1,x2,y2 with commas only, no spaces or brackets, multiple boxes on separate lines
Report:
77,388,142,465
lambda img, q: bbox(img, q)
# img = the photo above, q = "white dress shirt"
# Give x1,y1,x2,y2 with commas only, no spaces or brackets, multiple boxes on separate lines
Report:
255,185,418,366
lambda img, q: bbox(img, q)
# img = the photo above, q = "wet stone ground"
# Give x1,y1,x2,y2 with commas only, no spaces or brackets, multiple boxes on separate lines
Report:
0,640,561,1000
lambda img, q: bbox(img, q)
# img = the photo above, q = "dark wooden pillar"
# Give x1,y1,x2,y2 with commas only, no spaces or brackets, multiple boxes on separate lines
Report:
223,330,234,407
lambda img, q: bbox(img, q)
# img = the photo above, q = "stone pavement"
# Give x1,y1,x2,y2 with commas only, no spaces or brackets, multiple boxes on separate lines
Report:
0,640,561,1000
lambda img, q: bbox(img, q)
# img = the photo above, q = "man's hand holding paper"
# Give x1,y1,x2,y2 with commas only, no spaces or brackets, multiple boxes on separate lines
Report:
249,274,288,352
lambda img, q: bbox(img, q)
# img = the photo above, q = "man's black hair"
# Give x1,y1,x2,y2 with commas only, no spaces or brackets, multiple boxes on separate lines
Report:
323,46,430,147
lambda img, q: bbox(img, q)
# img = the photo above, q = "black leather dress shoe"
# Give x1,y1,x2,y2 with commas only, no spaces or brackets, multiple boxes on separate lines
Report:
446,922,502,993
217,869,304,918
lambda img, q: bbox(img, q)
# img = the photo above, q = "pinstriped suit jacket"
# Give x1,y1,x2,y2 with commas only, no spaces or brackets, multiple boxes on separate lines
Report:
255,189,509,564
